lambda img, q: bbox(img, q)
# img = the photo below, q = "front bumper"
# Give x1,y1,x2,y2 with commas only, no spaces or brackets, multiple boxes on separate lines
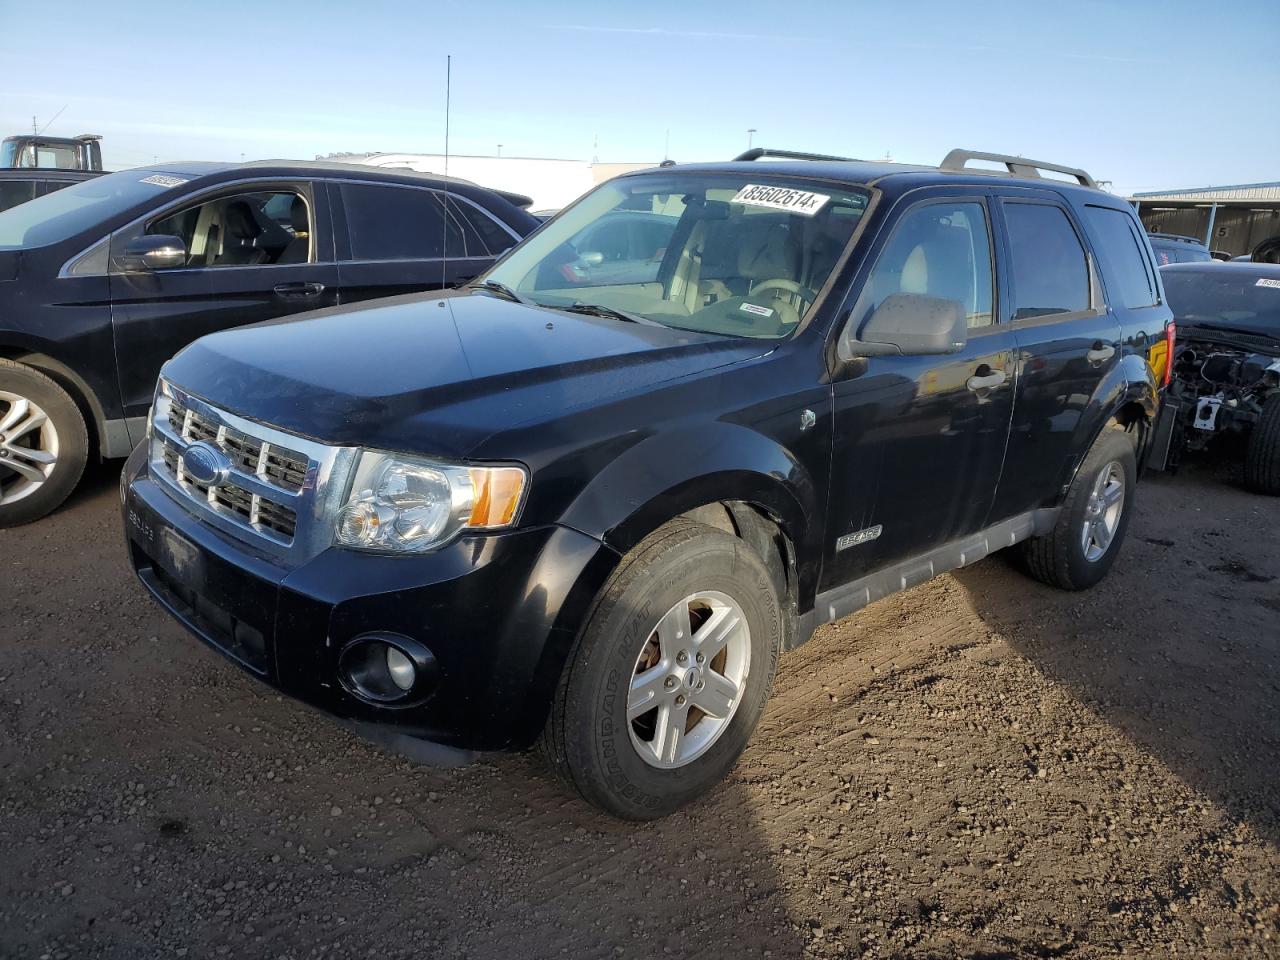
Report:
121,443,616,751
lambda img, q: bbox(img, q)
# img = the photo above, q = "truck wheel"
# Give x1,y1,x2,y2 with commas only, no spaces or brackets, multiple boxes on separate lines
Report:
540,518,782,820
1243,396,1280,495
0,359,89,528
1022,426,1136,591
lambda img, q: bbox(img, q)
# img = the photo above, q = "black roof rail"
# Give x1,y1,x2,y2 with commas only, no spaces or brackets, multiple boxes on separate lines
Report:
1147,232,1207,245
734,147,863,163
939,149,1098,189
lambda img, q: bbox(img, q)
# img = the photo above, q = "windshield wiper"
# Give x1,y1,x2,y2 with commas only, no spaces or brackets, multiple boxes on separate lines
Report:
558,302,664,327
467,279,527,304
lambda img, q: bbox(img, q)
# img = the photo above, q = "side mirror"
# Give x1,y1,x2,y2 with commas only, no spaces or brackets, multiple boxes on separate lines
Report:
122,234,188,271
841,293,968,359
577,250,605,267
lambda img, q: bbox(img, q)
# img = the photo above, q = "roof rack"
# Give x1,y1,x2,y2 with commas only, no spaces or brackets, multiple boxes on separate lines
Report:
939,149,1098,189
734,147,863,163
1147,232,1207,245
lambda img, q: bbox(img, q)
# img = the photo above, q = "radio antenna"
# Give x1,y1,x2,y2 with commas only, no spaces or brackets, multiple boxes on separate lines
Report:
441,54,451,291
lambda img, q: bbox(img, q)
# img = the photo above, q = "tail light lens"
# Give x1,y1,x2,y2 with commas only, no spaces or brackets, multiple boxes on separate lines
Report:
1163,321,1177,387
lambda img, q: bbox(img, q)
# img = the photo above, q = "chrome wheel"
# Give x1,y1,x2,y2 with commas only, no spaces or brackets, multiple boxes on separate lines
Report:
627,590,751,770
0,391,60,507
1081,460,1124,562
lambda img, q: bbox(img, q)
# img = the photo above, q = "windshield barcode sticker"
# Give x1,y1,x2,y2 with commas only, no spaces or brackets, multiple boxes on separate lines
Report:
732,184,830,216
141,174,189,188
1256,278,1280,289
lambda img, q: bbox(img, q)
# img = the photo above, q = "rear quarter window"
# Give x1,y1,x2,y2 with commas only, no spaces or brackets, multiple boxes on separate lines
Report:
1085,206,1159,309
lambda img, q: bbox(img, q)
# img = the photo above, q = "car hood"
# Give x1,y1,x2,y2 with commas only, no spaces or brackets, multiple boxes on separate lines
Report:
163,290,769,458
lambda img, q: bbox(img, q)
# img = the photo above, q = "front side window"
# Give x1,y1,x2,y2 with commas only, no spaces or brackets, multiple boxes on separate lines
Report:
849,200,994,334
484,173,870,339
148,189,311,268
1085,205,1158,309
1004,202,1091,320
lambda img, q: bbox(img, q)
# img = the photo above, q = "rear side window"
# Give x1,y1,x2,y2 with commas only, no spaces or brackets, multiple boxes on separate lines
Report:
342,183,449,261
1085,206,1158,308
0,180,37,213
444,197,515,257
1003,202,1091,320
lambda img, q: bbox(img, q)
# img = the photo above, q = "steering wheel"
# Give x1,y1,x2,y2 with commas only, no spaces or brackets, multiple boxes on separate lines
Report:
752,278,819,305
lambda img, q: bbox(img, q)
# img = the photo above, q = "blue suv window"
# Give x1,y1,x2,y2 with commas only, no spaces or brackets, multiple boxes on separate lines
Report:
1004,202,1091,320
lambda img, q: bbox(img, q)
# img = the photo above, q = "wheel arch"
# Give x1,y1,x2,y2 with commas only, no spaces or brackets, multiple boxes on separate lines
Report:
0,339,113,458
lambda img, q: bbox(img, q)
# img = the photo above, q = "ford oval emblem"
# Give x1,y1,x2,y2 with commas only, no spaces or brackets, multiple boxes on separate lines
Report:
180,441,231,487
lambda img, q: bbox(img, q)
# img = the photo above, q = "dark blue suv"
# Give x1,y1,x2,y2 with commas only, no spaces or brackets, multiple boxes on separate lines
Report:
122,148,1173,818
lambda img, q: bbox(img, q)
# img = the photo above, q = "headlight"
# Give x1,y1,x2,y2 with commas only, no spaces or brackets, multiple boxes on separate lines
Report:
334,451,527,554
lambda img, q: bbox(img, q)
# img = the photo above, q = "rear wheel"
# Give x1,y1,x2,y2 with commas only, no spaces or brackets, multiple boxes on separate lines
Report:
540,519,782,820
1022,426,1136,590
0,359,89,527
1243,396,1280,495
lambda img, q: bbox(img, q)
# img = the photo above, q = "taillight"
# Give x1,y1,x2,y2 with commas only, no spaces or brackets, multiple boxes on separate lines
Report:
1163,321,1176,387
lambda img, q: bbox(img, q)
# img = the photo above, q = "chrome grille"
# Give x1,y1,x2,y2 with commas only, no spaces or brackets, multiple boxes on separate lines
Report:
149,382,358,564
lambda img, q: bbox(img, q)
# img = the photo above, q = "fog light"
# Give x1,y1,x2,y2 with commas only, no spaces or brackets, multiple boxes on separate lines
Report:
337,633,439,707
386,646,415,691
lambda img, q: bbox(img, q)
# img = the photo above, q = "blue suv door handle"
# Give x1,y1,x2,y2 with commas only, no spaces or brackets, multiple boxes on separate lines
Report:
273,281,326,300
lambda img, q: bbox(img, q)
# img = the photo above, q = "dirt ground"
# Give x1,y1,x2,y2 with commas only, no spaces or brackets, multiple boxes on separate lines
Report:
1,453,1277,960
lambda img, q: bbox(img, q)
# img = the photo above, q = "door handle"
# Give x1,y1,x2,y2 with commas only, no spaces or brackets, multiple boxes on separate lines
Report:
273,281,326,300
966,368,1007,392
1087,342,1116,364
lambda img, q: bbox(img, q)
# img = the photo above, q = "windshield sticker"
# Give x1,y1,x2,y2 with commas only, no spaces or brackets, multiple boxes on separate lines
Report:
140,174,190,188
1256,278,1280,289
740,302,774,317
731,184,830,217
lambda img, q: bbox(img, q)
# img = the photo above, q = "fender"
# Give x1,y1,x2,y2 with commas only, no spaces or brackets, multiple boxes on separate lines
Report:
557,420,824,605
1052,352,1159,502
0,335,128,457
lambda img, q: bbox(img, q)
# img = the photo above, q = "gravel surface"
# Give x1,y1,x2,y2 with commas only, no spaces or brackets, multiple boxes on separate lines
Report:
1,455,1277,959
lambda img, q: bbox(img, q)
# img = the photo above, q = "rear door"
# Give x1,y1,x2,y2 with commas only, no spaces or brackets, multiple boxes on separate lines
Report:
110,179,339,420
823,189,1017,589
329,181,514,304
988,192,1122,522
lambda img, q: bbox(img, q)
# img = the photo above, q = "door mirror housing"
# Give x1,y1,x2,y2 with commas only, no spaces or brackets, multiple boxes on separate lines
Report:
121,234,188,271
840,293,968,359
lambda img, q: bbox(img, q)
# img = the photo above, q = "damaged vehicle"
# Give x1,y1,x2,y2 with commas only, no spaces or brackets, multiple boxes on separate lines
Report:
1155,262,1280,493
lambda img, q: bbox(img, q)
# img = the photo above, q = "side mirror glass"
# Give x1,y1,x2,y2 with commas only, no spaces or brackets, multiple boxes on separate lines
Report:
122,234,187,271
840,293,968,359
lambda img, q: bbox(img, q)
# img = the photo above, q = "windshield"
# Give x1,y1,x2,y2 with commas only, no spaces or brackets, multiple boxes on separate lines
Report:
1162,269,1280,337
484,172,870,338
0,170,189,250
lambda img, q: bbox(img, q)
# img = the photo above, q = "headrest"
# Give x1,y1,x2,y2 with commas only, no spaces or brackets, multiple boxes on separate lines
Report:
222,201,260,237
737,219,798,280
289,196,308,233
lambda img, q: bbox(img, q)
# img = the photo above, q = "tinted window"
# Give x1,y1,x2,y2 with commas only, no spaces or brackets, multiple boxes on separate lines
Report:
342,184,450,261
445,197,514,257
1085,206,1157,309
0,180,37,214
1004,202,1091,320
1176,247,1213,264
853,200,995,330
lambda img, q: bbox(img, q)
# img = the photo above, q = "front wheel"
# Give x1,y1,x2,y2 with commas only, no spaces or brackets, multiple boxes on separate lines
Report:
0,359,89,528
1022,426,1137,591
1243,395,1280,495
540,519,782,820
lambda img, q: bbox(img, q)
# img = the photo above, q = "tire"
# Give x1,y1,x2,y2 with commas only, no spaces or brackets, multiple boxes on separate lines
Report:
0,359,89,528
1022,425,1136,591
1243,396,1280,495
540,518,782,820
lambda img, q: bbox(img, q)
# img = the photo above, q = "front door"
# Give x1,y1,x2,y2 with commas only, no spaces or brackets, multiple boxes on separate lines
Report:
823,193,1016,591
110,180,339,419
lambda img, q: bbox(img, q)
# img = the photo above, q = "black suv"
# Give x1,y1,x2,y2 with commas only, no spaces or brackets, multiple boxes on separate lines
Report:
122,148,1173,819
0,161,538,525
1147,232,1213,266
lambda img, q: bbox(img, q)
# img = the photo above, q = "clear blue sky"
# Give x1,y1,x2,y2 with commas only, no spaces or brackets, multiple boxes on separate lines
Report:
1,0,1276,196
